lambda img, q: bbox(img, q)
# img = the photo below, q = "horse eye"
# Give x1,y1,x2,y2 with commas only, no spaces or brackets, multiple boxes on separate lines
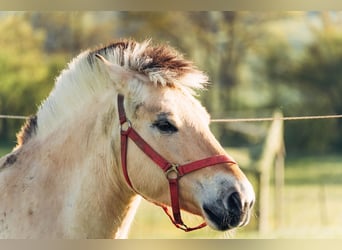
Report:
153,119,178,134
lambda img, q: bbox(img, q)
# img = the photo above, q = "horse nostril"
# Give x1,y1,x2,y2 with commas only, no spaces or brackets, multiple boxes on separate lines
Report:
227,192,242,214
249,199,255,209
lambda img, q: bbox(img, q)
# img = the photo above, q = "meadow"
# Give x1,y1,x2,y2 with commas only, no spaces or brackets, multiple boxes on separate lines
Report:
1,143,342,238
128,154,342,238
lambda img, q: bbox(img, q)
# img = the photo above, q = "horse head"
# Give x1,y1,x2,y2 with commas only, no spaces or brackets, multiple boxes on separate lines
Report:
94,40,255,231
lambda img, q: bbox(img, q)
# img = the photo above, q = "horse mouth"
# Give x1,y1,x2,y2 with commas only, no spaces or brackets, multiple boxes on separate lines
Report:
203,204,250,231
202,192,252,231
203,206,241,231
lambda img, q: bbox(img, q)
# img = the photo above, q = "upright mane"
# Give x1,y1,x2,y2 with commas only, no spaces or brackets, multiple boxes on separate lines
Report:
88,39,208,89
16,39,209,147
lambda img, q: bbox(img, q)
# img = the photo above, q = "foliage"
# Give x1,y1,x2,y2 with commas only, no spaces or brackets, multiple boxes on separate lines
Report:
26,12,120,53
0,11,341,154
292,26,342,151
258,13,342,153
0,14,65,143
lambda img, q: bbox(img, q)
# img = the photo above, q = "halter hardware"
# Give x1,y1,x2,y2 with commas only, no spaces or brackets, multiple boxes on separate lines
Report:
120,120,132,133
117,94,237,232
165,164,180,180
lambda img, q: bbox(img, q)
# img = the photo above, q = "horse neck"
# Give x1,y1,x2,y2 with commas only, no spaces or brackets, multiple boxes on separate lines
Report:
39,95,138,238
19,62,137,238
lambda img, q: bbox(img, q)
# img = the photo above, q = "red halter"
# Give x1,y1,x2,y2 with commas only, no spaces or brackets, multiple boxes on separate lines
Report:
118,94,237,232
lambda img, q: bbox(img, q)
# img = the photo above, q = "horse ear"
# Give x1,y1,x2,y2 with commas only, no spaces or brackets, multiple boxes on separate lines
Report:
95,54,148,95
95,54,131,93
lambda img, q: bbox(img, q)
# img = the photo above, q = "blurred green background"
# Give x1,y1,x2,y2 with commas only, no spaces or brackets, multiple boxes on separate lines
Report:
0,11,342,238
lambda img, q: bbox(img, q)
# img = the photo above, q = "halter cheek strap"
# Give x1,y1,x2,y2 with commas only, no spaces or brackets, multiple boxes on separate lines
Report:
117,94,237,232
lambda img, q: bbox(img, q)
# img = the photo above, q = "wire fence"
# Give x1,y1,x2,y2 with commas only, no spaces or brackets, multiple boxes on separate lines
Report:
1,114,342,122
0,115,29,120
210,114,342,123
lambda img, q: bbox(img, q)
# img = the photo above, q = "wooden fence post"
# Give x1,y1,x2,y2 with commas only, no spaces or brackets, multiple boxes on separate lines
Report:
274,139,285,229
257,111,284,234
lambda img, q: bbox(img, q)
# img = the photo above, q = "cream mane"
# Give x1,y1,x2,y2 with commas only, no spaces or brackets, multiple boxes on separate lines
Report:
16,39,209,147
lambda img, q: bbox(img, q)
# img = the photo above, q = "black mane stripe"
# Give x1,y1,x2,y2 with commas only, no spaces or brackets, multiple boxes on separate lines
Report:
16,115,38,146
87,39,202,86
87,40,132,66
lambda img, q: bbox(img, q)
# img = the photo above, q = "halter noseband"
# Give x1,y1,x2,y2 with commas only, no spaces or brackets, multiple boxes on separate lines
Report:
118,94,237,232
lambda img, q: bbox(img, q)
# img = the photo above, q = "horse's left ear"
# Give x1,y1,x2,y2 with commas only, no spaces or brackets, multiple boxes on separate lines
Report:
95,54,148,95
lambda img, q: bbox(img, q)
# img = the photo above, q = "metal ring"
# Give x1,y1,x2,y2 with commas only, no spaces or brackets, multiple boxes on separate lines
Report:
120,120,132,133
165,164,179,180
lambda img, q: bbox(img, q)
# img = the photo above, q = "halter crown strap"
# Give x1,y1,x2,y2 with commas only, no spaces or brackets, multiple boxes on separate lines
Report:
117,94,237,232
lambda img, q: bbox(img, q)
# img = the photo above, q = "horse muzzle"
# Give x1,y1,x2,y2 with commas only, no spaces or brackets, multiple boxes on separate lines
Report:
201,180,255,231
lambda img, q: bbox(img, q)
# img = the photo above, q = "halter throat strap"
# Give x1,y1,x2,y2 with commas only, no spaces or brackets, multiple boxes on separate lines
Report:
117,94,237,232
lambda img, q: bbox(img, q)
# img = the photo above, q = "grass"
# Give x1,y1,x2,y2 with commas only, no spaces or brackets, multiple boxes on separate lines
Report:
1,143,342,238
273,155,342,238
129,154,342,238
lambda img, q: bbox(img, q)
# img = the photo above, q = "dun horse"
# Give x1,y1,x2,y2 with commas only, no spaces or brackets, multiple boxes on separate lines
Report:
0,39,255,238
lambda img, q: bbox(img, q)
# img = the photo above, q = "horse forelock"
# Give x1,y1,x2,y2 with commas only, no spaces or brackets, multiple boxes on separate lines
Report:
88,39,209,91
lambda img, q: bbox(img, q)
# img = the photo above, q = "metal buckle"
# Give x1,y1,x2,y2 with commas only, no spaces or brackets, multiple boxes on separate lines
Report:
165,163,179,180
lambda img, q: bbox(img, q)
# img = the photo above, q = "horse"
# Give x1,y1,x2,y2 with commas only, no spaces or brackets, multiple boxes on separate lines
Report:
0,39,255,238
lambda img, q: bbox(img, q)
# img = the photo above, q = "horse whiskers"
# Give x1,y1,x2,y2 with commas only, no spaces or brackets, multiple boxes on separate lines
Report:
223,228,237,239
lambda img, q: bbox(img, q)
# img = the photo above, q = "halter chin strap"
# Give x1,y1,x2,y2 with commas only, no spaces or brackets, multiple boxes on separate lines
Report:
117,94,237,232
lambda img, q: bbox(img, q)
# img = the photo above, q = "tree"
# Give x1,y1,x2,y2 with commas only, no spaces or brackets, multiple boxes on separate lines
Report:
0,15,53,143
290,14,342,152
259,12,342,153
26,12,121,54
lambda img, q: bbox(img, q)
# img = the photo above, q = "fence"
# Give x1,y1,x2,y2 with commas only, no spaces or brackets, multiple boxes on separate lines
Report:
211,112,342,234
1,112,342,235
251,111,284,233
